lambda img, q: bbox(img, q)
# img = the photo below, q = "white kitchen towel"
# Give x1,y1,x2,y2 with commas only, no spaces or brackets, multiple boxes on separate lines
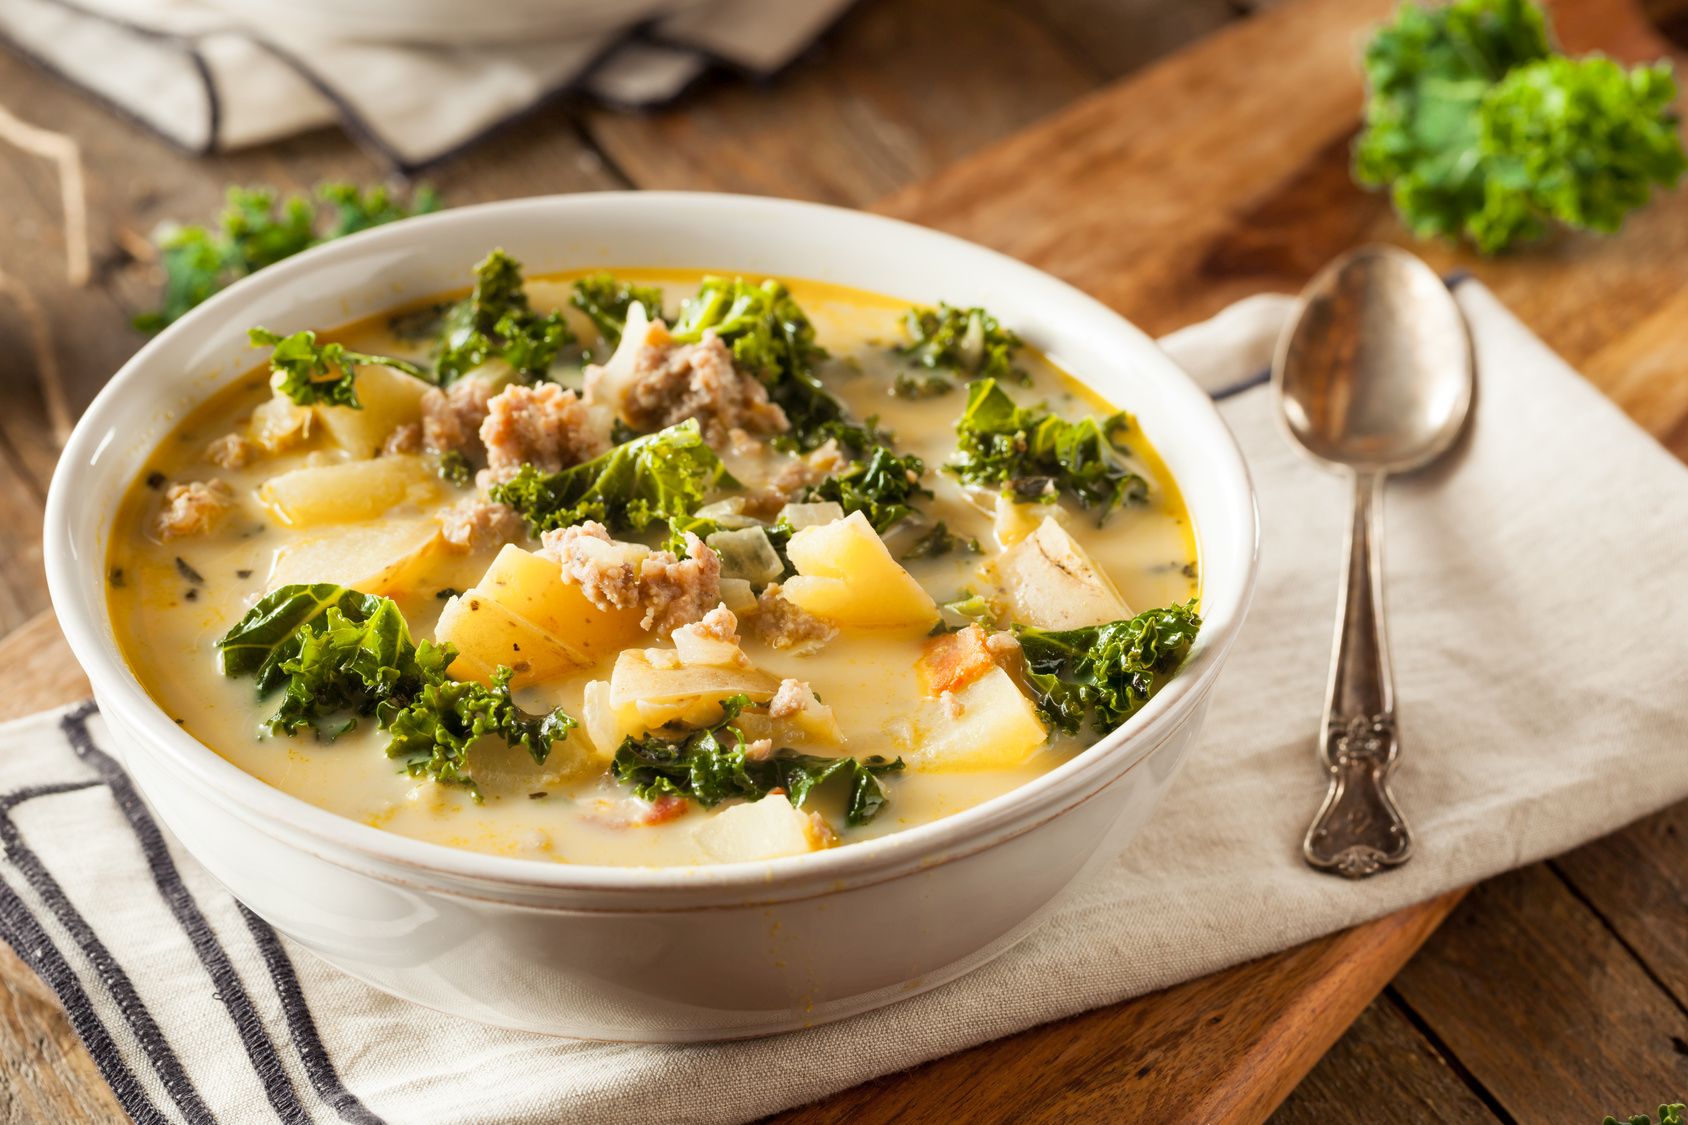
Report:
3,279,1687,1123
0,0,856,170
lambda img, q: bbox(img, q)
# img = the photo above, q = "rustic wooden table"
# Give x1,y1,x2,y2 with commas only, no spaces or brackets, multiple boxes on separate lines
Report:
0,0,1685,1121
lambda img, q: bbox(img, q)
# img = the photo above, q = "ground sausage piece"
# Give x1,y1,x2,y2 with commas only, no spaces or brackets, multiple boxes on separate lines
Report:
637,533,722,635
438,497,527,552
768,677,818,720
381,422,423,456
538,523,721,635
754,583,838,653
607,328,788,446
204,433,254,469
422,377,495,459
746,439,849,517
479,383,608,482
153,480,234,540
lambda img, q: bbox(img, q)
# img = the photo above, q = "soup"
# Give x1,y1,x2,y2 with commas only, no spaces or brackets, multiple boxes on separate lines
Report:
108,256,1200,867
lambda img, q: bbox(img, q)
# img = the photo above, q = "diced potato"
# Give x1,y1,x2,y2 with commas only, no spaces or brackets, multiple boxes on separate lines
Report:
908,666,1047,771
314,365,430,457
266,518,443,595
671,617,747,669
259,455,443,527
916,624,996,696
992,517,1131,630
248,393,313,453
476,545,644,666
992,496,1046,549
719,578,757,615
783,510,939,630
435,592,585,687
609,649,779,713
694,795,830,863
694,497,759,531
706,527,783,585
581,679,640,763
777,500,845,530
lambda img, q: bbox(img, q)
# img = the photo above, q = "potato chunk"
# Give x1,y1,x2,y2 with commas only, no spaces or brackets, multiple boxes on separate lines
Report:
782,511,939,630
435,592,584,687
609,649,779,729
477,545,644,667
908,666,1047,771
992,517,1130,630
694,795,831,863
314,365,431,457
580,679,639,763
266,518,443,595
259,455,442,527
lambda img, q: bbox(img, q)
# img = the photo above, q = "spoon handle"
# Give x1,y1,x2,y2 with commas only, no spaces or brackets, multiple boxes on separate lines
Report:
1303,471,1413,878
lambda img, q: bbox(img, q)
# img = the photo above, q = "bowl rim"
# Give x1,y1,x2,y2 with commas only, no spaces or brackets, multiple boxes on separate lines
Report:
45,191,1259,895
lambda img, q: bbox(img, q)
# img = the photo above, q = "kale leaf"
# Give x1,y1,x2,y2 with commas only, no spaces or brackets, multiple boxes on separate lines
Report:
1015,602,1202,736
671,277,839,443
899,303,1025,383
490,419,732,537
949,378,1146,521
804,442,931,534
610,695,904,826
1353,0,1685,253
435,250,574,384
135,183,440,333
217,583,575,794
570,272,665,350
249,327,427,408
891,371,957,400
382,667,576,790
901,522,981,561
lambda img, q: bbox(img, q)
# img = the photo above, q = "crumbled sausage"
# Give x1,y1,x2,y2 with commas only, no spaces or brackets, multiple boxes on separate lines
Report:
479,383,608,482
769,677,820,720
689,604,740,645
153,480,234,540
746,439,848,517
744,738,775,762
422,377,494,459
381,422,423,456
539,522,721,635
589,325,788,446
438,496,527,552
204,433,254,469
638,533,722,635
753,583,838,653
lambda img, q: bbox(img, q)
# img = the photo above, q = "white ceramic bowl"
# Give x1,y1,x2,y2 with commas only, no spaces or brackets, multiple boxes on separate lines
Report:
46,193,1258,1040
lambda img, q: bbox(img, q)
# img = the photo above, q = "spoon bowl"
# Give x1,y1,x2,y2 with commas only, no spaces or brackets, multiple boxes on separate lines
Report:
1275,245,1473,474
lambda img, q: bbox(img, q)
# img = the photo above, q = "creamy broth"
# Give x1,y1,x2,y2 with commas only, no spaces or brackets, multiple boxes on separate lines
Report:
108,269,1198,867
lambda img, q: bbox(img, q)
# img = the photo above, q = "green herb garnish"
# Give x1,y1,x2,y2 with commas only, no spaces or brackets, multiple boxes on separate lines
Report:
1015,602,1202,736
1603,1105,1686,1125
249,327,427,408
435,250,573,384
610,695,903,826
899,303,1024,383
1354,0,1686,253
949,378,1146,521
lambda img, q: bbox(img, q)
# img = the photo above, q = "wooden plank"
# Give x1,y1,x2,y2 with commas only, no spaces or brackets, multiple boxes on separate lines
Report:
0,945,127,1125
1391,866,1688,1121
1023,0,1241,80
779,891,1463,1124
1269,995,1499,1124
580,0,1101,206
1553,809,1688,1010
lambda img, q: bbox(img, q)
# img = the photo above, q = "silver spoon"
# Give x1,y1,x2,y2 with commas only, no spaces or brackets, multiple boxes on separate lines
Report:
1271,245,1473,879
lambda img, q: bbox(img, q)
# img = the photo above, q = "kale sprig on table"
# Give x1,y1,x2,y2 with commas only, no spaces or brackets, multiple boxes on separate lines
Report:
1354,0,1686,253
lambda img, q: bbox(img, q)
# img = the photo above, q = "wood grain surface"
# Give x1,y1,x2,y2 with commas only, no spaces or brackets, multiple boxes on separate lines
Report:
0,0,1684,1120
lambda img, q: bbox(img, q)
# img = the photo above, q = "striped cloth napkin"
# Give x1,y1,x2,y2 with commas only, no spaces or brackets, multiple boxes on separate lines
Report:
0,0,855,170
3,281,1686,1123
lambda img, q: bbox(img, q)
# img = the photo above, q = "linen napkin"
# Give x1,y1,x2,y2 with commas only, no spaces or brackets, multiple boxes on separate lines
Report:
0,0,856,170
3,280,1687,1124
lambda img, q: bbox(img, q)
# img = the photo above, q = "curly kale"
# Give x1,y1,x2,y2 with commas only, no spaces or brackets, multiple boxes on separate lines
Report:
135,183,440,333
949,378,1146,521
671,276,840,443
1354,0,1685,253
804,443,931,534
435,250,574,383
899,303,1025,383
490,419,732,537
1015,602,1202,736
216,583,575,795
610,695,904,826
249,326,427,408
570,272,665,350
902,522,982,561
